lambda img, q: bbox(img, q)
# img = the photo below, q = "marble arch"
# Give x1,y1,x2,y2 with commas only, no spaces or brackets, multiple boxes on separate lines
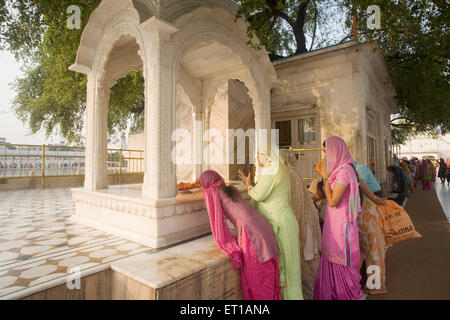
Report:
171,7,276,127
170,7,277,179
70,0,278,248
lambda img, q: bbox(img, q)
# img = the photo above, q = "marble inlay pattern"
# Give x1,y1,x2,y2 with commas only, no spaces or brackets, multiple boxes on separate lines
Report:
0,188,153,299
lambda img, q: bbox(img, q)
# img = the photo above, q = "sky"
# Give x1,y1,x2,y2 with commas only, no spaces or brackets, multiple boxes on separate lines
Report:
0,2,350,147
0,50,62,145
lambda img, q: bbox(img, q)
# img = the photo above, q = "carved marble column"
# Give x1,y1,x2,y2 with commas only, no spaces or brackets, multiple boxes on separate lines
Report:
253,87,272,182
141,17,178,200
193,111,204,180
84,74,109,191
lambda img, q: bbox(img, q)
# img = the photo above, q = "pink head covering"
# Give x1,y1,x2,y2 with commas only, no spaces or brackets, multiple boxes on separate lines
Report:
325,136,354,181
199,170,242,270
199,170,225,189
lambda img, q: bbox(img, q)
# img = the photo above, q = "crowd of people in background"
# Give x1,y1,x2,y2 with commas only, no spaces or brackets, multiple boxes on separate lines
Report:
175,137,435,300
391,155,450,193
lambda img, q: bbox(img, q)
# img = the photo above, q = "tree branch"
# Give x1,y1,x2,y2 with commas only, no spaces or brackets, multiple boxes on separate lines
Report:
390,116,412,123
391,123,415,128
309,0,317,51
339,32,353,44
274,10,295,29
294,0,309,28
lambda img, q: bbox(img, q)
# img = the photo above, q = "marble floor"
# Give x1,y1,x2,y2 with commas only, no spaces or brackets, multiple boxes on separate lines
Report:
0,188,153,299
433,180,450,222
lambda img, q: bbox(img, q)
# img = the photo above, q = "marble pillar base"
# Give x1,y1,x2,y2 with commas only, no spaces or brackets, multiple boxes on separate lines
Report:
71,184,211,248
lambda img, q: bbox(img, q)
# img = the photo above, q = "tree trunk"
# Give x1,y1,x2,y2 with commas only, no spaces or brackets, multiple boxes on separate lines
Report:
294,27,307,54
293,1,309,54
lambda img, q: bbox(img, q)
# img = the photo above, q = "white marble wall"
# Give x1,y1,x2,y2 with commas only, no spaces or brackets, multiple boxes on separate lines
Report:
209,80,254,181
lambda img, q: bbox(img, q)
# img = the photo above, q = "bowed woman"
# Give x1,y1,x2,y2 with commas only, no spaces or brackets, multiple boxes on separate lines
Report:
176,170,282,300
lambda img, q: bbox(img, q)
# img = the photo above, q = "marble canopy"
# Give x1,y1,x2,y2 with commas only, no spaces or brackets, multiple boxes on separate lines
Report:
69,0,278,248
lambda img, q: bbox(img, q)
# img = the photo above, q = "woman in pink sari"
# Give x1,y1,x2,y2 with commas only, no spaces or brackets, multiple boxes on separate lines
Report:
176,170,282,300
314,136,363,300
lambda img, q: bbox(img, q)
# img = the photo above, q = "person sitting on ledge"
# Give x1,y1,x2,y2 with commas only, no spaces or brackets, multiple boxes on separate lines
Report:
175,170,282,300
387,165,410,205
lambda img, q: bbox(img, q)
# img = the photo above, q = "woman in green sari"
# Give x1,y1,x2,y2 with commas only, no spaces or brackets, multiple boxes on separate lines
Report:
238,146,303,300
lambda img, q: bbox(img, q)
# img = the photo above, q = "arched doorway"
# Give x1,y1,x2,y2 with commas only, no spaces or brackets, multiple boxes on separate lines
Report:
208,79,255,181
70,0,277,248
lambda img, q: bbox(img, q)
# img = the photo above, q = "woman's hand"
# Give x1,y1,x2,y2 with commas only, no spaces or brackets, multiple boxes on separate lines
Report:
373,197,386,206
313,162,321,176
320,159,329,179
238,169,251,187
360,180,386,206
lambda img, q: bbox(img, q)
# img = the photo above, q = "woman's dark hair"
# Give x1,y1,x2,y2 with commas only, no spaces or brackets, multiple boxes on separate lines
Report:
322,140,326,148
317,179,325,199
217,185,239,202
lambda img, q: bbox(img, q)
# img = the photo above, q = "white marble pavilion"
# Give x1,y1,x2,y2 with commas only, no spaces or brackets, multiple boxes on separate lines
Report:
69,0,399,251
69,0,278,249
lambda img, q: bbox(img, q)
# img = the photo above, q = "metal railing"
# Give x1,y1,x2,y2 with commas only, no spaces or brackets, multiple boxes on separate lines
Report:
1,144,144,187
107,148,144,185
289,146,352,181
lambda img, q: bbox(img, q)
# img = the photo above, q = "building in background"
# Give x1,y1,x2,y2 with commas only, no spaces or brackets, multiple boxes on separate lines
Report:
398,134,450,162
271,40,398,185
129,41,398,186
0,137,9,144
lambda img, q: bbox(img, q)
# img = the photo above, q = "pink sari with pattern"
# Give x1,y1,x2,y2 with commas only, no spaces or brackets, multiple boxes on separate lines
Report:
314,136,363,300
200,170,281,300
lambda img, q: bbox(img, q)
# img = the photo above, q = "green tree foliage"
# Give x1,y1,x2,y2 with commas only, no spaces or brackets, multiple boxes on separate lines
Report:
235,0,311,57
1,0,448,144
1,0,144,143
236,0,450,143
349,0,449,142
235,0,350,56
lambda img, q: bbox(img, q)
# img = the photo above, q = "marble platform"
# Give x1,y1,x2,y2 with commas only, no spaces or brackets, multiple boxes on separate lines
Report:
0,187,242,300
0,188,152,299
110,236,242,299
71,184,212,249
20,235,241,300
71,183,248,249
